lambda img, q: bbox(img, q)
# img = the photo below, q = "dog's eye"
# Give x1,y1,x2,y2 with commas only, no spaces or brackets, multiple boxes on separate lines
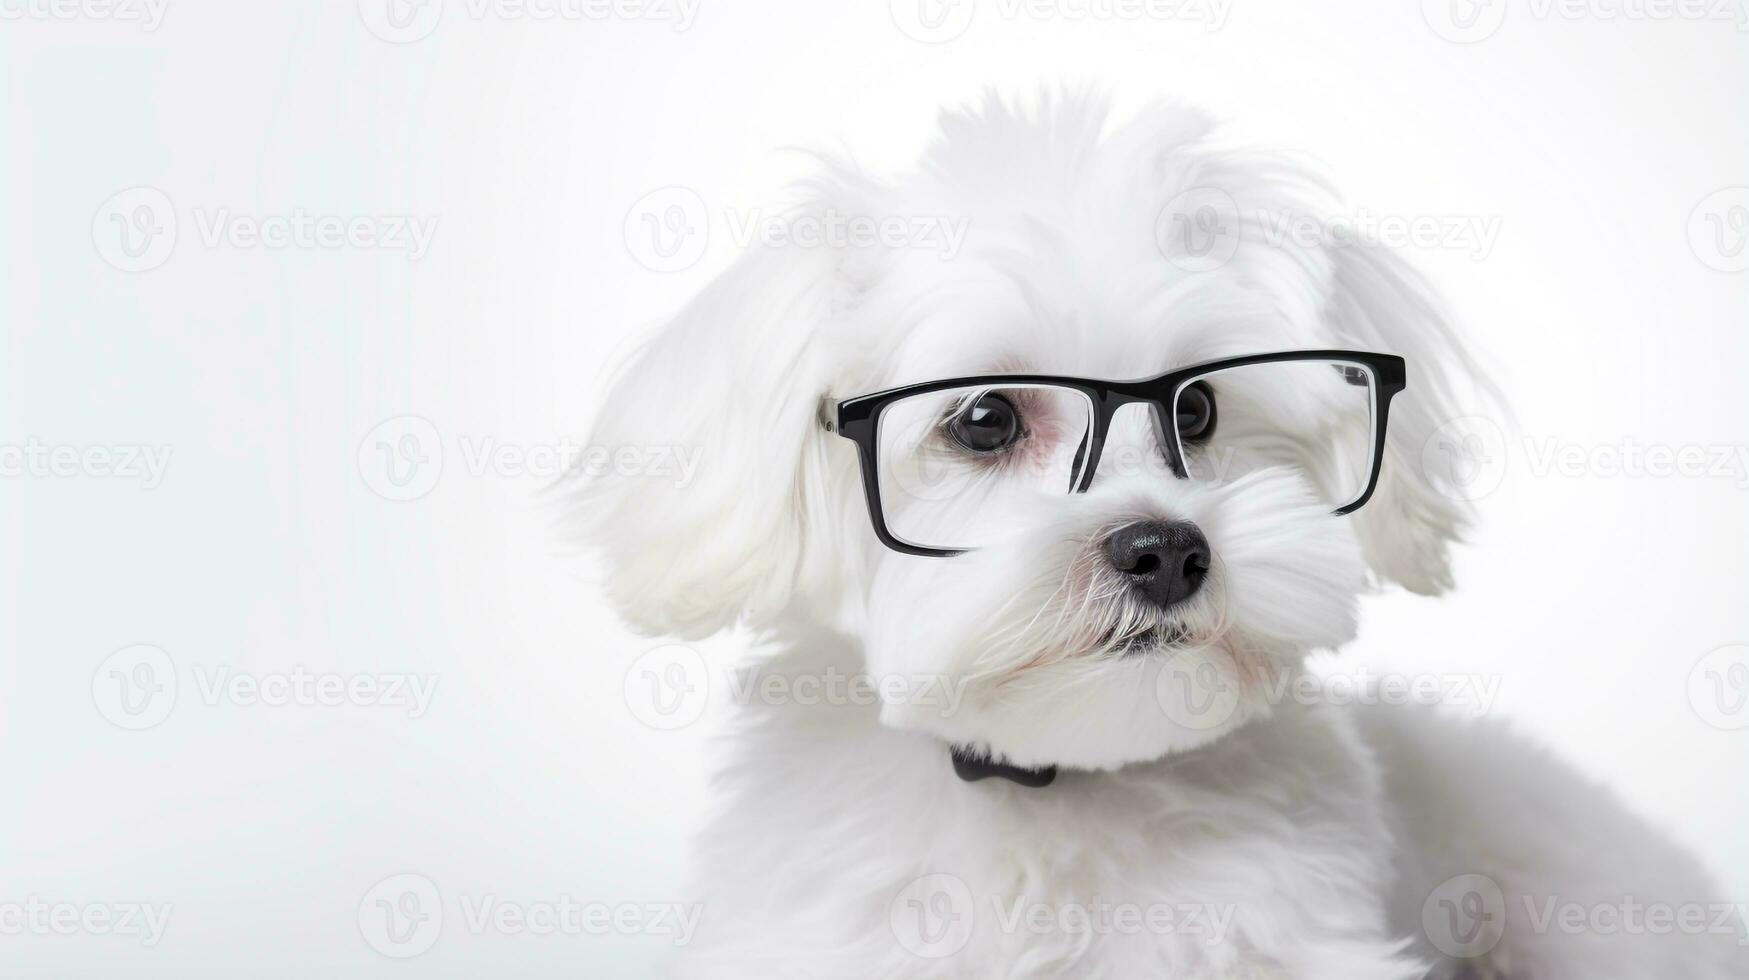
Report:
945,392,1022,454
1177,381,1217,444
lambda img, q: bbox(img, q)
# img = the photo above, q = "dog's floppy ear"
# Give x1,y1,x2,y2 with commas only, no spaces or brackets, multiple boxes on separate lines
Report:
1323,243,1485,595
567,242,840,638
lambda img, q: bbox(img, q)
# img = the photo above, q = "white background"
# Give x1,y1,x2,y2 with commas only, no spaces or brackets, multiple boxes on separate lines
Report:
2,0,1746,975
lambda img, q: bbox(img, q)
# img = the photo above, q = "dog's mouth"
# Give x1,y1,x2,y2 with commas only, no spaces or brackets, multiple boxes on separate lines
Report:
1103,623,1191,656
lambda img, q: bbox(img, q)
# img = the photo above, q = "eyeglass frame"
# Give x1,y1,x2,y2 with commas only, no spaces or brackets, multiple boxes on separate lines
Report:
820,349,1408,558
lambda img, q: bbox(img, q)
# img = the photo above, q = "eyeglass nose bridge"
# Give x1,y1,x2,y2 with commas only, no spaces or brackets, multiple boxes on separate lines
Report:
1071,388,1192,493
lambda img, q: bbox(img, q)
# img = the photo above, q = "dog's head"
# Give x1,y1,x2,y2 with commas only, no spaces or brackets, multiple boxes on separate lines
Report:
574,94,1481,771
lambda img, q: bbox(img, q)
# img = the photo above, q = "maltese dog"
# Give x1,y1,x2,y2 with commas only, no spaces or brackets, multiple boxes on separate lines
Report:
573,93,1744,978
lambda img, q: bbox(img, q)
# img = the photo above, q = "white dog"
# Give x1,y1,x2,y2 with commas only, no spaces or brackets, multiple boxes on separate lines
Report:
574,93,1745,978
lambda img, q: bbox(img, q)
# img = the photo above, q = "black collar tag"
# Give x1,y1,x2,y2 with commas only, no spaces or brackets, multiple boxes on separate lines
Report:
950,745,1058,788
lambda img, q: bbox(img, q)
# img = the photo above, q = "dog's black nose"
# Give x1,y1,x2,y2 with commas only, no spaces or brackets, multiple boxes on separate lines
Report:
1104,520,1210,610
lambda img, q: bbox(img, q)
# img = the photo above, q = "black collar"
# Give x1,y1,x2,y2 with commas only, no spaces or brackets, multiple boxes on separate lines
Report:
950,745,1057,788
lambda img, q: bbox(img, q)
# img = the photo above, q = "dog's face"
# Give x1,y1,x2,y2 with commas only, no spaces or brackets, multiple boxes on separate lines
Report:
850,291,1374,770
577,96,1477,771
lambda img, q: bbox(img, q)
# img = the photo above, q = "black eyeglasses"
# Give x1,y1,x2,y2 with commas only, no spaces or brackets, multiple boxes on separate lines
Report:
823,350,1406,556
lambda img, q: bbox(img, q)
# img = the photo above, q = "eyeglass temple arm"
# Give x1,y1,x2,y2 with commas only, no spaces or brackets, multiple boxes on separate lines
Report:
816,394,836,433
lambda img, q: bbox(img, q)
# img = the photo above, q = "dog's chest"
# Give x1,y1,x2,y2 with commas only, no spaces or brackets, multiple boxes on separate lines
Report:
682,701,1406,976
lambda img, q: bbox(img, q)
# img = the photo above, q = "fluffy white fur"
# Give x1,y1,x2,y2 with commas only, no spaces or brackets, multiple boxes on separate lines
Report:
572,93,1745,977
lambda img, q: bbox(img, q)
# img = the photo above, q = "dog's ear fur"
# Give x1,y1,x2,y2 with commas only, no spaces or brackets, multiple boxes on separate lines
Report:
1322,242,1482,595
567,243,840,638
